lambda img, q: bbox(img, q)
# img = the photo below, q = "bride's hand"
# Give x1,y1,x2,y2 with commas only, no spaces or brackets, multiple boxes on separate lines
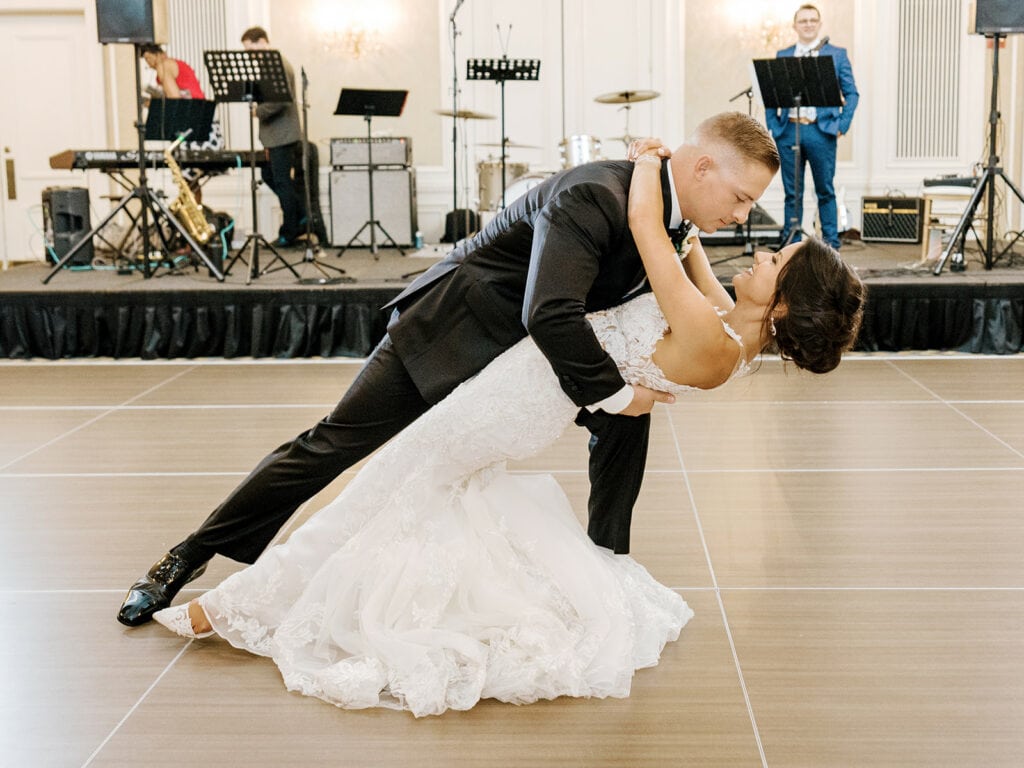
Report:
627,139,669,233
627,138,671,162
619,384,675,416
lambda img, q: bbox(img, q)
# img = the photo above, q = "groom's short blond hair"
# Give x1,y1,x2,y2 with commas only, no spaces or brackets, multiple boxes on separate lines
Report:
693,112,780,174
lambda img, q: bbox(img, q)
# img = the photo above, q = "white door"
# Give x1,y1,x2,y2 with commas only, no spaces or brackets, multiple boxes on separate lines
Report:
0,11,103,266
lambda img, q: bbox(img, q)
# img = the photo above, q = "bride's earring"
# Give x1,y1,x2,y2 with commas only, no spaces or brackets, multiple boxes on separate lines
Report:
770,316,777,337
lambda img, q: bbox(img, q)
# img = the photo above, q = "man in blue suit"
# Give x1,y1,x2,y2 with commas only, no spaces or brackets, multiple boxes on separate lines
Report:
764,3,858,250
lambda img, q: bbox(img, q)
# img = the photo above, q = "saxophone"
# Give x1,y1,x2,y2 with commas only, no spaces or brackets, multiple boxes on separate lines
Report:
164,133,214,245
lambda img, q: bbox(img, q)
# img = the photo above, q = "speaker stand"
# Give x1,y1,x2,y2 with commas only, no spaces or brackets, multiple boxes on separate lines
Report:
934,32,1024,274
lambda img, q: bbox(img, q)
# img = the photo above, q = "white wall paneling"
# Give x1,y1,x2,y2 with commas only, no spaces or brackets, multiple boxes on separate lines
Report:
843,0,986,231
0,0,106,265
436,0,681,226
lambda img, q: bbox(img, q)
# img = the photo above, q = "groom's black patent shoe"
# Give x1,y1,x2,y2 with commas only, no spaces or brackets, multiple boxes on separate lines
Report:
117,552,209,627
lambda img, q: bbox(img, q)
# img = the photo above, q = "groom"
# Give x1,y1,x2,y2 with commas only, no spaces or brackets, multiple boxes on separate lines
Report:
118,112,779,627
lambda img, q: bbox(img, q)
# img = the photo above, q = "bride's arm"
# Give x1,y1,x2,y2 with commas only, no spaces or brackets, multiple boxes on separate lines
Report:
627,154,738,382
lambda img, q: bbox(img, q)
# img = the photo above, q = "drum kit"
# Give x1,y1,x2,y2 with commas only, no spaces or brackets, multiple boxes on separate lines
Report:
556,90,661,173
436,88,661,214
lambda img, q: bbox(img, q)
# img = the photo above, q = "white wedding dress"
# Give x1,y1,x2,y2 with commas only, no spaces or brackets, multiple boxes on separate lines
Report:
171,292,750,716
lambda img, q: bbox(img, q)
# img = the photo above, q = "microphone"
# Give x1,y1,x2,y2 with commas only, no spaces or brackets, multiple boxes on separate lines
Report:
811,35,830,53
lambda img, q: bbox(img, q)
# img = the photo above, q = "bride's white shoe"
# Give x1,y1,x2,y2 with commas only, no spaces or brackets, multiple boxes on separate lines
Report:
153,602,215,639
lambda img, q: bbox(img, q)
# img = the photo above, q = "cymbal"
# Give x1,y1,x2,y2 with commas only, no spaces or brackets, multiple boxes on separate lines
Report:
435,108,495,120
478,141,541,149
594,89,660,105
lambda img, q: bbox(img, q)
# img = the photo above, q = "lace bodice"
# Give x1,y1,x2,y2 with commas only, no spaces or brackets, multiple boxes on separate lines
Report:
589,292,752,395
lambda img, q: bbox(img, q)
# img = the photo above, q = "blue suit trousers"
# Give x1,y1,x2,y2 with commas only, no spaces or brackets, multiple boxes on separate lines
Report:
776,121,840,249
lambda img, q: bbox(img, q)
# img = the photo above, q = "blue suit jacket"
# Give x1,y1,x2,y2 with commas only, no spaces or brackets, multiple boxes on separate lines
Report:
764,43,859,138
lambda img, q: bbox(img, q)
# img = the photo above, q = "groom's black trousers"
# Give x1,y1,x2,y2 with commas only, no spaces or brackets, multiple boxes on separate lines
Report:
177,336,650,564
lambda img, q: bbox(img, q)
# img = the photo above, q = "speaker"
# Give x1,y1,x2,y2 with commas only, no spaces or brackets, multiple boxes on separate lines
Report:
42,187,93,266
329,137,412,168
861,197,924,243
96,0,167,44
330,169,417,247
974,0,1024,34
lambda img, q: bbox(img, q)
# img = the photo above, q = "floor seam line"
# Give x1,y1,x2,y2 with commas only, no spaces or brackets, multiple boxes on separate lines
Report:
80,640,194,768
665,409,769,767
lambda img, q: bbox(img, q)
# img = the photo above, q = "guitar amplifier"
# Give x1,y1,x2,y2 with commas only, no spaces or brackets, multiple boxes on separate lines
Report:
330,137,411,167
861,197,924,243
330,168,417,247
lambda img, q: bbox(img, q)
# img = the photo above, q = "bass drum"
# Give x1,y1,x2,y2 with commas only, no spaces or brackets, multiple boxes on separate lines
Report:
476,174,552,229
477,160,529,211
502,173,548,206
559,135,603,168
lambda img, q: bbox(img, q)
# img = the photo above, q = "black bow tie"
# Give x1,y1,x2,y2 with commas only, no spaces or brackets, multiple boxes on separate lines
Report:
668,223,690,251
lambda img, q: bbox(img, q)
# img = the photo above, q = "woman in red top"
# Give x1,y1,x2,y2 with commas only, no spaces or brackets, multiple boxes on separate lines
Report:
140,44,205,99
139,44,223,155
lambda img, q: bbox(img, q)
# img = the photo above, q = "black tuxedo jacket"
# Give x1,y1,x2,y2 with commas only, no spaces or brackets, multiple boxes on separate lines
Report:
385,160,672,405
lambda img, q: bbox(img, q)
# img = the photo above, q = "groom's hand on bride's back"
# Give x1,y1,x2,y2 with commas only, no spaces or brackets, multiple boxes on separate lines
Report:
619,385,675,416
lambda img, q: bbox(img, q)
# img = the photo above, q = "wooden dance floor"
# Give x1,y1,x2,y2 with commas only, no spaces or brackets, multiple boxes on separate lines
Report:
3,351,1023,766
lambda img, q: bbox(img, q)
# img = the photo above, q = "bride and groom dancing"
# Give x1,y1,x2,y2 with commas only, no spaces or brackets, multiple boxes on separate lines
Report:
117,112,865,716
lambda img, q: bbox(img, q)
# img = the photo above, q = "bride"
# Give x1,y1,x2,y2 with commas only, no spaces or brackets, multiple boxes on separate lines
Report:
153,142,865,717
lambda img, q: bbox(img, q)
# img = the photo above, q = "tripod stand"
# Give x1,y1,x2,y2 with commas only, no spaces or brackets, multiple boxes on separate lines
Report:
271,67,352,284
933,32,1024,275
44,46,224,284
205,49,300,284
335,88,409,259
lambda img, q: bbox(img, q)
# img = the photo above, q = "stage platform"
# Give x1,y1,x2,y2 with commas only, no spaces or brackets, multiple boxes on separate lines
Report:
1,238,1022,359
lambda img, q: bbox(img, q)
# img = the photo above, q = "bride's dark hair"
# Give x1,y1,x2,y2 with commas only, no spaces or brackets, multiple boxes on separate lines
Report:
766,238,865,374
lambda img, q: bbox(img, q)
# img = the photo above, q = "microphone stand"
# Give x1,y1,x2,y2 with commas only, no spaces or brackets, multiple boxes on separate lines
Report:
450,0,468,241
289,66,351,283
781,93,810,247
710,85,759,266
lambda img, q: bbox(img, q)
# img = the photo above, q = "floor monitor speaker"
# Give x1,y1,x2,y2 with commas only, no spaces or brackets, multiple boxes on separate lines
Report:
42,187,93,266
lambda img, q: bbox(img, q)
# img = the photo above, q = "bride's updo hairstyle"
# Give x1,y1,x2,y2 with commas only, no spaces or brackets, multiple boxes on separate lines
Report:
766,238,865,374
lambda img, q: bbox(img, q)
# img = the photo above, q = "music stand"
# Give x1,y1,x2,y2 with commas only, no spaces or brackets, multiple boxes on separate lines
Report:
753,55,843,247
144,98,215,142
43,50,225,284
334,88,408,259
467,58,540,209
204,49,300,284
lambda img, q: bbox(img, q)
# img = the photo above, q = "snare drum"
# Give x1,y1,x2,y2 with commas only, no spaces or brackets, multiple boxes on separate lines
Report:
559,135,603,168
477,160,529,211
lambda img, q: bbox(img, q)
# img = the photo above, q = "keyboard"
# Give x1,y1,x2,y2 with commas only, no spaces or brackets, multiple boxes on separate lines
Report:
49,148,266,171
923,175,978,188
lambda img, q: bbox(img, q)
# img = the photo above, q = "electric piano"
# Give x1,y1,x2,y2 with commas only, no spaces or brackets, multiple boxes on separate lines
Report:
50,148,267,172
